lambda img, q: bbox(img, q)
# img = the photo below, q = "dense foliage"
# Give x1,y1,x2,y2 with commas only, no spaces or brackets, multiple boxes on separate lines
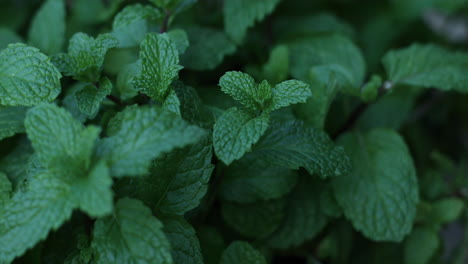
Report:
0,0,467,263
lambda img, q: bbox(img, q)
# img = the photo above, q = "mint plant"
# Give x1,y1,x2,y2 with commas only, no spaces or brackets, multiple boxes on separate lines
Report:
0,0,468,263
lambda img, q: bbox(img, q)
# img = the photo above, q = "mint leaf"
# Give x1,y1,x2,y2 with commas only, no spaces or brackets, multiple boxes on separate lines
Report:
116,61,141,100
220,241,267,264
404,227,439,264
220,154,298,203
0,27,22,50
0,44,61,106
382,44,468,92
174,82,215,129
264,80,311,112
168,29,189,55
75,77,112,116
181,26,236,70
221,198,286,239
252,119,350,178
289,34,366,95
332,129,419,242
267,177,328,249
53,33,118,83
24,103,100,175
0,139,33,188
262,45,289,84
162,215,204,264
219,71,271,111
213,107,270,165
431,198,465,224
0,106,28,140
0,173,74,263
28,0,65,55
0,172,11,205
112,4,161,48
97,105,206,177
223,0,281,43
115,135,214,215
133,33,183,102
91,198,173,264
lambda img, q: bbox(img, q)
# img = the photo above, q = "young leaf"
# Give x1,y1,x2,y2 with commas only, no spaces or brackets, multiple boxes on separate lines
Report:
0,44,61,106
132,33,183,102
220,241,267,264
75,77,112,116
252,119,350,178
332,129,419,242
382,44,468,92
0,106,28,140
0,174,74,263
28,0,66,55
162,215,204,264
116,61,141,100
91,198,173,264
264,79,311,112
213,107,270,165
97,105,206,177
221,198,286,239
220,154,298,203
223,0,281,43
181,26,236,70
262,45,289,84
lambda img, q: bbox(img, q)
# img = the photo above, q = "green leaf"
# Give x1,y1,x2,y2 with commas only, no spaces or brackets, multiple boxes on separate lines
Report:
163,89,181,115
97,105,206,177
252,119,350,178
0,27,22,50
289,34,366,95
219,71,271,111
0,173,74,263
0,106,28,140
220,241,267,264
220,153,298,203
382,44,468,92
168,29,189,55
162,215,204,264
404,227,439,264
221,199,285,239
75,77,112,116
0,139,33,188
132,33,183,102
360,74,382,102
181,26,236,70
0,172,12,205
28,0,66,55
213,107,270,165
91,198,173,264
54,33,118,83
115,135,213,215
24,103,100,175
267,176,328,249
116,61,141,100
262,45,289,84
264,80,311,112
332,129,419,242
431,198,464,224
173,82,215,129
112,4,161,48
223,0,281,43
0,43,62,106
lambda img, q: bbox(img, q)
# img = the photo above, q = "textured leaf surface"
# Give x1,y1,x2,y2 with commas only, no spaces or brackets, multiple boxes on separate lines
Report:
28,0,65,54
332,129,419,242
267,177,328,249
162,215,204,264
0,139,33,188
181,26,236,70
0,172,11,205
220,241,267,264
0,106,28,140
383,44,468,92
91,198,173,264
253,120,350,178
25,103,100,174
221,199,285,239
213,107,270,165
133,33,183,101
220,154,298,203
0,174,74,263
0,44,61,106
114,135,213,215
219,71,271,111
75,77,112,116
224,0,281,43
265,80,311,112
98,106,206,177
289,34,365,94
